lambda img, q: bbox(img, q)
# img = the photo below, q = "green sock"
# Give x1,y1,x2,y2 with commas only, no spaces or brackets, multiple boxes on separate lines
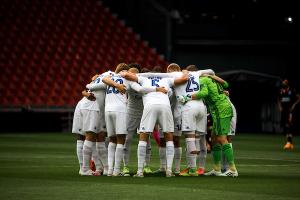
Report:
222,143,236,171
212,144,222,171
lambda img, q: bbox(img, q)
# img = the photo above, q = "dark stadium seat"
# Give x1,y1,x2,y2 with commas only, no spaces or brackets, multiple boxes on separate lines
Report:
0,0,168,107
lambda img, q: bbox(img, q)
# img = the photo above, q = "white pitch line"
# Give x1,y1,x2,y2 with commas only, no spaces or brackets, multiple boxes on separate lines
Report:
237,156,300,163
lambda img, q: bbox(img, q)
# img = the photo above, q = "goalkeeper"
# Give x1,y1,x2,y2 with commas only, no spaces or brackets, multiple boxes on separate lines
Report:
178,75,238,177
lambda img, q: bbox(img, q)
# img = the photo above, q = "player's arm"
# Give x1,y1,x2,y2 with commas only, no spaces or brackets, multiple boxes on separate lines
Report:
129,81,167,94
173,72,189,86
86,82,106,91
290,92,300,112
199,69,215,76
102,76,126,94
138,72,171,78
119,71,138,82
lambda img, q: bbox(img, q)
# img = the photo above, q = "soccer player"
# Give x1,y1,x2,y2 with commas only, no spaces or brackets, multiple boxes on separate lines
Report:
122,64,155,176
122,70,189,177
178,75,238,177
102,63,167,176
85,71,116,175
279,79,299,150
140,64,214,176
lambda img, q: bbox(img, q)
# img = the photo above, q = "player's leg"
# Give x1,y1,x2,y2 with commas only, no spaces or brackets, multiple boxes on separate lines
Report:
105,111,117,176
111,112,128,176
81,110,100,176
72,104,85,175
82,131,97,175
96,131,108,175
75,134,85,175
159,106,175,177
173,118,182,175
134,132,149,177
144,137,153,174
217,117,238,176
123,115,140,175
180,109,198,176
134,106,156,177
196,133,207,175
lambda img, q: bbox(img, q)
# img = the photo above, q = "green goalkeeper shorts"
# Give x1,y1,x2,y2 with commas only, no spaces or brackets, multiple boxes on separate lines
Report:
212,116,232,136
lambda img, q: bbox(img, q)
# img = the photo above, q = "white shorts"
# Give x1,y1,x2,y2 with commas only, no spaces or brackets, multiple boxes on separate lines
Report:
139,104,174,133
81,109,101,134
72,103,84,135
229,103,237,136
181,101,207,134
105,111,128,137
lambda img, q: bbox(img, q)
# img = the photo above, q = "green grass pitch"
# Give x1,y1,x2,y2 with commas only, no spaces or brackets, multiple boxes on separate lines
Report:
0,133,299,200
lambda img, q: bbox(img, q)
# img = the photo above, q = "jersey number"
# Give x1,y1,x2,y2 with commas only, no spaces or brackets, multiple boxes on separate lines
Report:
151,79,160,87
107,79,123,94
186,77,199,92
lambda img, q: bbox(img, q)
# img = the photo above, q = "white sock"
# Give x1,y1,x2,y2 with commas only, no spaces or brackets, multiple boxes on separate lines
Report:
76,140,84,171
198,135,207,169
174,147,182,172
186,138,196,169
166,141,174,172
113,144,124,174
137,141,147,173
145,141,151,167
108,142,116,173
96,142,108,171
123,131,134,167
92,143,102,171
82,140,94,172
159,147,166,170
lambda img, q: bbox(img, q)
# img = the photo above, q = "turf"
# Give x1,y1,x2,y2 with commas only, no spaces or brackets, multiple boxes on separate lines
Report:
0,133,299,200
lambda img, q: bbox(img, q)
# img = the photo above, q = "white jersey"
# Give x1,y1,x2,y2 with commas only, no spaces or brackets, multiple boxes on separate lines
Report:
105,74,129,113
86,71,114,112
105,74,156,113
138,76,175,108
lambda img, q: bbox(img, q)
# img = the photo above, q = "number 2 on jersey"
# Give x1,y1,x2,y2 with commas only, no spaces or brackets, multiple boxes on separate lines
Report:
107,79,123,94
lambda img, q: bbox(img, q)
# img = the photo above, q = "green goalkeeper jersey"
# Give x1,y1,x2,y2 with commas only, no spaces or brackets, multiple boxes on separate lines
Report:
195,76,233,118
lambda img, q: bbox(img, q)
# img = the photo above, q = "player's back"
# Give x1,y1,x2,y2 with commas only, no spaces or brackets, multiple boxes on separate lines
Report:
105,74,128,113
138,76,173,107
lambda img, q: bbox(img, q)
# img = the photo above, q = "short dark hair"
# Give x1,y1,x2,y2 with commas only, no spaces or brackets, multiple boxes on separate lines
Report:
186,65,198,72
141,67,150,73
152,66,163,72
128,63,141,72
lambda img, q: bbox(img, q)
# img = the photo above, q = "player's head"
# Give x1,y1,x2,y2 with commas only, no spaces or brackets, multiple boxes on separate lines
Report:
115,63,129,74
128,63,141,72
281,79,290,90
128,67,139,74
141,67,150,73
167,63,181,73
152,66,163,72
185,65,198,72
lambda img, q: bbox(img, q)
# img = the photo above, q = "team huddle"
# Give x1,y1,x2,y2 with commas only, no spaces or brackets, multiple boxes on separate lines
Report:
72,63,238,178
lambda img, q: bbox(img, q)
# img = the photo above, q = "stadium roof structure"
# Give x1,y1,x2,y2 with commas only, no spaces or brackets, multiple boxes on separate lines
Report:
218,69,282,87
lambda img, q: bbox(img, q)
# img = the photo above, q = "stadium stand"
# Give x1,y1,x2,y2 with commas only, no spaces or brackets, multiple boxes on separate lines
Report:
0,0,168,107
